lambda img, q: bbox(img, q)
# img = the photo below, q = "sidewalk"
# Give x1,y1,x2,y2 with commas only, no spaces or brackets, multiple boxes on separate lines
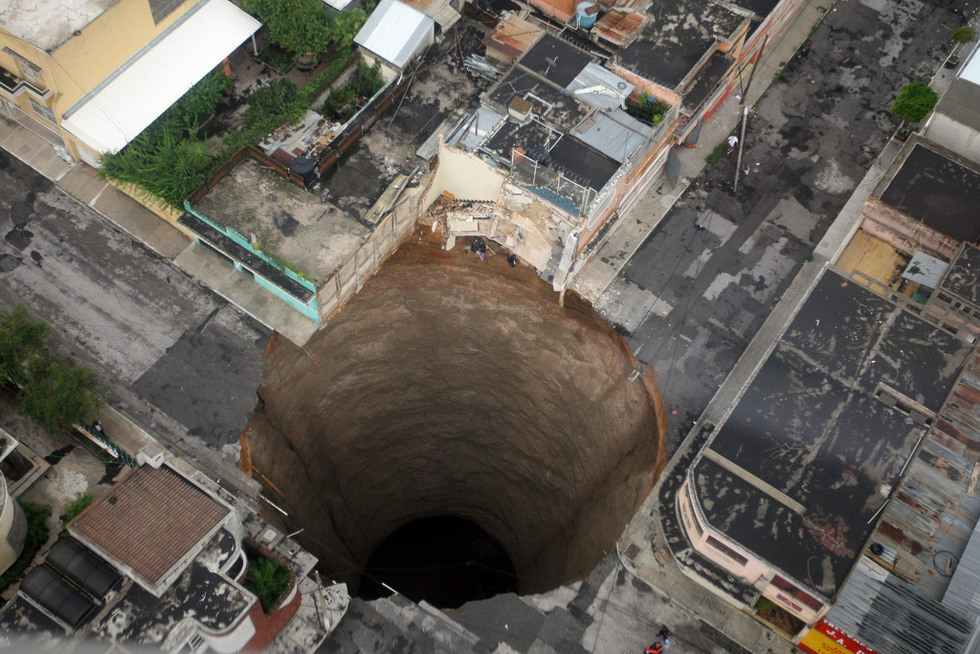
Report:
0,117,318,347
566,1,835,652
571,0,830,303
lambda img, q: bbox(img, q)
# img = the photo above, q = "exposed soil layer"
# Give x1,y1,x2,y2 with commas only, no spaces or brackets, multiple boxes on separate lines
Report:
246,228,666,599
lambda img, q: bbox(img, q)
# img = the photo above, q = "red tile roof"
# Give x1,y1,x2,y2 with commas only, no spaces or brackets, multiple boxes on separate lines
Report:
71,466,230,590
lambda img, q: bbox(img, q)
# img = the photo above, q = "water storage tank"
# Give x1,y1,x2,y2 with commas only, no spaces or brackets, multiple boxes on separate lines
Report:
576,2,599,29
290,155,316,186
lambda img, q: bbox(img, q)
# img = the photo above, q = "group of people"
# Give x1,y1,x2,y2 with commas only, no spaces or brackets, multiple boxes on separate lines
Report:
468,237,519,268
645,625,671,653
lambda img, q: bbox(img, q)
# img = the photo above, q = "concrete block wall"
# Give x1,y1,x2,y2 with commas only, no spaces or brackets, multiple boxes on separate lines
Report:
315,184,421,321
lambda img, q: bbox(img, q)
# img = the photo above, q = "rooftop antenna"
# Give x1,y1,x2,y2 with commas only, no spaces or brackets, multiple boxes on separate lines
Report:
545,56,558,76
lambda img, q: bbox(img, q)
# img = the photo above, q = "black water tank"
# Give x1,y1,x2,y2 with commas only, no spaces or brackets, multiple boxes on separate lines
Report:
291,156,316,186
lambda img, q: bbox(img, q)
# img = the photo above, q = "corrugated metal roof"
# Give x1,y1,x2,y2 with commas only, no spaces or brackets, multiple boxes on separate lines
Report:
354,0,434,70
571,108,651,163
60,0,260,155
482,15,542,63
565,62,634,110
592,9,647,48
902,250,948,288
944,517,980,619
446,106,506,152
827,557,972,654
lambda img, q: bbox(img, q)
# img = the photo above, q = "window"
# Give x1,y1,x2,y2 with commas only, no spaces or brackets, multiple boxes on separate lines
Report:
706,535,748,565
29,98,56,124
148,0,183,23
2,47,43,85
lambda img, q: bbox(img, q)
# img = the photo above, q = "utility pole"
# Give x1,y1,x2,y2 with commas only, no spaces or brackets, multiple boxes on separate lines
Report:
733,35,769,194
734,106,748,193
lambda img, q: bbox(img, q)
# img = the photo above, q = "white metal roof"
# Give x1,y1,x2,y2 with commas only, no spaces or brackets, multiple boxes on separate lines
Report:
572,108,652,163
322,0,356,11
354,0,433,70
959,41,980,86
901,250,948,288
565,63,634,110
60,0,260,155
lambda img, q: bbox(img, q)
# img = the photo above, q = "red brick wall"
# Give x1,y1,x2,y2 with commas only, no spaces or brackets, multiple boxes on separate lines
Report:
242,581,302,654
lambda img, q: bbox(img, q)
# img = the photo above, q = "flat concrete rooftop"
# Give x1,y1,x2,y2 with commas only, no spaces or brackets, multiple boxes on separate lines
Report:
191,157,370,283
519,34,593,88
695,268,972,596
880,142,980,244
941,243,980,305
616,0,745,90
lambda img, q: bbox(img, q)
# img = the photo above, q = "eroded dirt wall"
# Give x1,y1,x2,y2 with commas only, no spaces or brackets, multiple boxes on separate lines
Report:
245,228,666,594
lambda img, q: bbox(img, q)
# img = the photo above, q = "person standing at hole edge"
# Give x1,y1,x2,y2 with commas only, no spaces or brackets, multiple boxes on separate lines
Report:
658,625,670,641
473,237,487,261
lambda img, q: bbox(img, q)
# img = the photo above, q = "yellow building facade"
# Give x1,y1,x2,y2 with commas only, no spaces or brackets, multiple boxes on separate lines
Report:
0,0,259,166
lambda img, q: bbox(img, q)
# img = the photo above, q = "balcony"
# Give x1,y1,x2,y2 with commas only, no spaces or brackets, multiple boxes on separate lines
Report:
0,65,50,101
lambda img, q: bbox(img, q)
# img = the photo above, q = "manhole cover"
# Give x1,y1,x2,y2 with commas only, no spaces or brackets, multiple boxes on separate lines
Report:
623,542,642,561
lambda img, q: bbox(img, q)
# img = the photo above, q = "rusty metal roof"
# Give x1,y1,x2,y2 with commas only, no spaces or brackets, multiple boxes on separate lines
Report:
865,349,980,604
482,15,542,63
70,465,231,595
592,9,646,48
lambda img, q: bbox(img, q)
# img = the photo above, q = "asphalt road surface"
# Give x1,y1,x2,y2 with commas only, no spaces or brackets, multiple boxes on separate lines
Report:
600,0,966,455
0,149,269,481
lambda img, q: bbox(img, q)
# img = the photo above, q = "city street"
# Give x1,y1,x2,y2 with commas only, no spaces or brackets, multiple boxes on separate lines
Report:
0,149,269,484
599,0,965,454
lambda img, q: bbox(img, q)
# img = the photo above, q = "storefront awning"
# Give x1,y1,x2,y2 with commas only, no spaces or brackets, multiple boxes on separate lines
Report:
61,0,260,155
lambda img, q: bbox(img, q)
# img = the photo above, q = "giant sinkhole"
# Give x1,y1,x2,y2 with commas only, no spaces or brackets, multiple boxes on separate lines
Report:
244,229,666,608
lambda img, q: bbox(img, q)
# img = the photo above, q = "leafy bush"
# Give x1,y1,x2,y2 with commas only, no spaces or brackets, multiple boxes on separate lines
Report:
628,91,671,126
244,555,292,612
245,78,300,128
241,0,370,56
99,72,231,208
0,305,101,435
0,502,52,593
322,62,385,120
953,25,977,44
891,80,938,124
104,48,356,207
224,52,355,153
0,304,49,387
256,44,297,73
19,359,100,435
61,492,94,535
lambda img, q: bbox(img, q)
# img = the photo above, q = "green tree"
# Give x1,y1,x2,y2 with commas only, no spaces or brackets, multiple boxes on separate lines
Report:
244,556,292,612
0,304,50,386
890,80,938,124
953,25,977,44
19,360,100,435
332,8,369,54
242,0,334,56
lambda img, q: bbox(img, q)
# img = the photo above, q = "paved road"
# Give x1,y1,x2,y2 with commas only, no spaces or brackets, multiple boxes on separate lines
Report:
0,149,269,483
599,0,966,454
